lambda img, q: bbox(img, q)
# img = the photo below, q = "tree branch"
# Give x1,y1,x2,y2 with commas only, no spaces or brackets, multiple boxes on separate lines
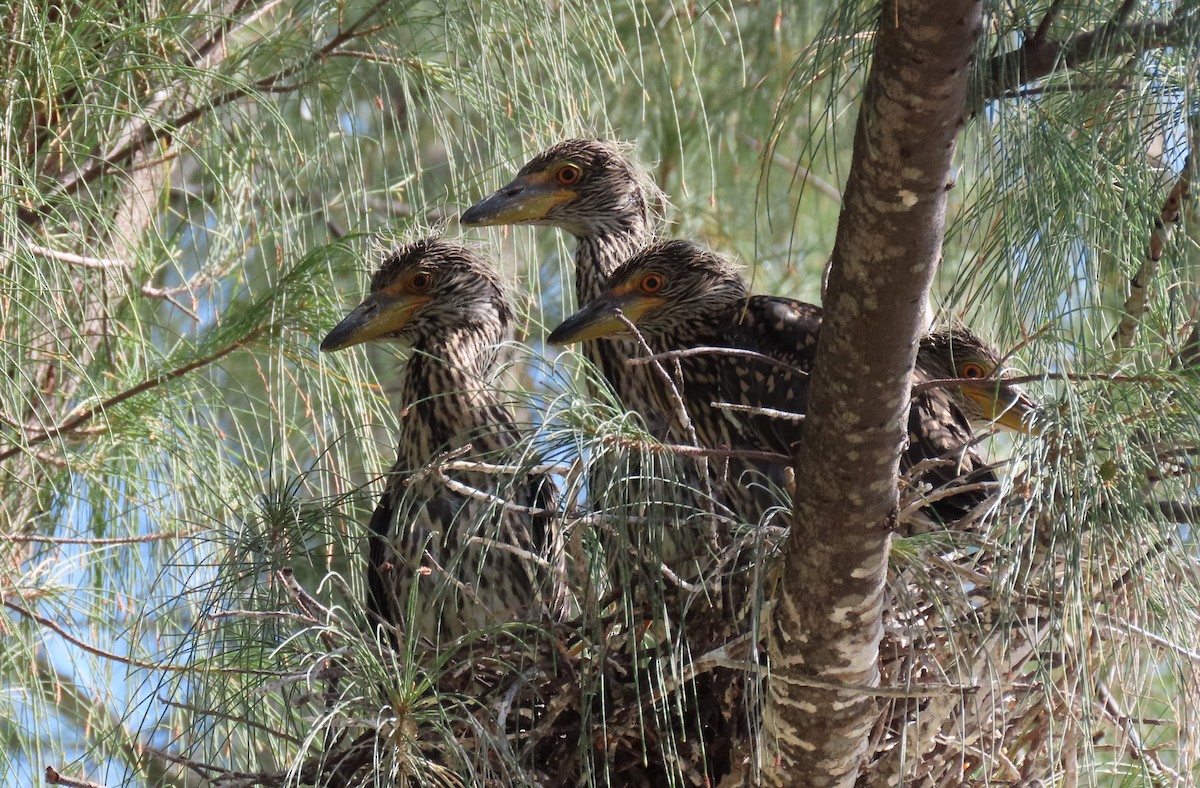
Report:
978,15,1183,110
25,243,131,271
1029,0,1069,46
32,655,200,788
1113,153,1194,352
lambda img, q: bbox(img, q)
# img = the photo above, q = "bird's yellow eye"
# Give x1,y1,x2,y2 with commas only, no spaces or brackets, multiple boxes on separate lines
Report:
639,273,665,294
410,272,433,291
960,362,987,379
556,164,582,186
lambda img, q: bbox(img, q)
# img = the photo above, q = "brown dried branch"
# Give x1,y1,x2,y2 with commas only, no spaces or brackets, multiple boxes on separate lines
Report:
31,653,193,788
44,767,107,787
0,328,263,463
27,240,208,322
709,400,807,424
22,0,395,223
1096,678,1181,784
26,243,130,271
2,597,275,676
604,434,792,464
626,344,810,378
1113,154,1194,351
979,14,1183,109
911,368,1179,395
3,528,203,545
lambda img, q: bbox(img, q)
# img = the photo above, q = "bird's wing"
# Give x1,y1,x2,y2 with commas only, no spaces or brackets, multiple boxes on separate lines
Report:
525,469,569,620
713,296,996,524
902,375,998,523
366,467,408,646
716,295,823,457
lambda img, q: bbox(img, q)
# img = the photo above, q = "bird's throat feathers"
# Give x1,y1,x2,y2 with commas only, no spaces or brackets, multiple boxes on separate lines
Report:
576,230,647,303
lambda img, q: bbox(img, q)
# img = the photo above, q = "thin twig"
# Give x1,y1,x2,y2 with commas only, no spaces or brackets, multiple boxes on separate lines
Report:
465,535,557,573
1096,679,1180,784
658,438,791,464
25,242,200,320
45,767,107,788
1097,614,1200,665
771,669,979,699
206,609,318,624
897,479,998,521
139,283,201,322
26,243,130,270
648,631,757,704
612,311,720,520
613,313,701,450
626,345,810,379
3,528,204,545
605,434,790,464
434,471,552,517
2,598,277,675
440,459,574,476
910,369,1174,395
26,0,396,221
710,401,806,424
278,568,333,623
157,693,303,746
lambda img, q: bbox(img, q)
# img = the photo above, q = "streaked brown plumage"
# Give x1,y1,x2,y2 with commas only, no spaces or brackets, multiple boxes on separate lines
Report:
549,239,1038,521
321,237,555,642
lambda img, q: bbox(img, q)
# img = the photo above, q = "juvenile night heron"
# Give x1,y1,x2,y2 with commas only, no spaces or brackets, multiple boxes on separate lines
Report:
460,139,655,406
549,239,1038,522
462,140,782,525
321,237,556,642
908,325,1037,519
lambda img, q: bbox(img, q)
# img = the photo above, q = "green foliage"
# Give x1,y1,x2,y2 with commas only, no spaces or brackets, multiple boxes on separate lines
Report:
2,0,1200,785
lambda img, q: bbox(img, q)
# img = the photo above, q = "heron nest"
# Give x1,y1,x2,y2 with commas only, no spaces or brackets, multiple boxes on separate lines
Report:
177,438,1192,787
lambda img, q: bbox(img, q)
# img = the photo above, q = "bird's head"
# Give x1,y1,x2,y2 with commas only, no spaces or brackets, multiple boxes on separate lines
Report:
320,237,510,352
547,239,746,345
460,139,650,237
917,326,1040,433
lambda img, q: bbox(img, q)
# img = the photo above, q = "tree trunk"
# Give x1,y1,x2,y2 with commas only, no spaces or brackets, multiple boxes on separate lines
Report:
762,2,983,785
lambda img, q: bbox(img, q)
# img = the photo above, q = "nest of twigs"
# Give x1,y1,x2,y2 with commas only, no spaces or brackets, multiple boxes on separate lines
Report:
178,439,1193,786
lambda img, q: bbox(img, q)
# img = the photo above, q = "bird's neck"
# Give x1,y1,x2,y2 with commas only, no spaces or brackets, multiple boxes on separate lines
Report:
573,212,649,305
396,325,509,468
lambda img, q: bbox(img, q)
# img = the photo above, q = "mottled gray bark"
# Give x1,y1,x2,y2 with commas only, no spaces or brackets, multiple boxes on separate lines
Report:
762,3,982,786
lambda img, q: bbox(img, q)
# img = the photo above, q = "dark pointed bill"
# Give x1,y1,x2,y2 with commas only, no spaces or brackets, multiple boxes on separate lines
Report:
460,176,575,226
547,294,657,345
320,290,429,352
965,384,1041,434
